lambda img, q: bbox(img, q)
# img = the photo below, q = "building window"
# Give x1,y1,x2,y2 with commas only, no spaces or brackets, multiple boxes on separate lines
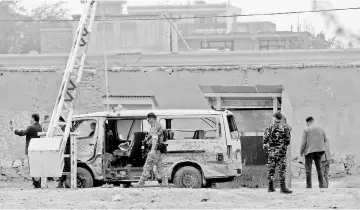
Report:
200,40,234,51
259,39,286,50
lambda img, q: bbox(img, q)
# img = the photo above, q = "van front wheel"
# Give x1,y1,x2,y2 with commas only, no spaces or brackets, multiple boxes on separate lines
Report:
173,166,202,188
64,167,94,188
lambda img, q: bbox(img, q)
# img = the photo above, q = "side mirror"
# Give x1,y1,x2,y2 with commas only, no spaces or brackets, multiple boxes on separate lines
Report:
119,134,124,140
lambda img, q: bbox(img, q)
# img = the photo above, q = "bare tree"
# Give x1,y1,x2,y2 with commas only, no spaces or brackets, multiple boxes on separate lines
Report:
30,2,71,20
0,1,71,54
326,35,345,49
0,1,32,54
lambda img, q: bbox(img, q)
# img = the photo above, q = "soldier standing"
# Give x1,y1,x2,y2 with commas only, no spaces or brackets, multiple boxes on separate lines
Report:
134,112,168,187
263,112,292,194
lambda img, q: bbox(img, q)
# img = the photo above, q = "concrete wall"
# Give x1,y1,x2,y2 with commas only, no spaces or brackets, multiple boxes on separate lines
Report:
1,65,360,160
1,49,360,182
0,70,104,160
103,67,360,158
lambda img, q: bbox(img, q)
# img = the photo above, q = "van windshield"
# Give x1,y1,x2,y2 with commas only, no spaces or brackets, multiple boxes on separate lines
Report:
227,114,239,139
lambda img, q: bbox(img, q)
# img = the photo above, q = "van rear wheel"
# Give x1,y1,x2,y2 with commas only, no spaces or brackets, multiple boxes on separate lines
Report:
64,167,94,188
173,166,202,188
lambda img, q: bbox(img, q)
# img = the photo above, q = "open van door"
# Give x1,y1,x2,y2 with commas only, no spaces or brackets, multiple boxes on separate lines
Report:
281,89,293,188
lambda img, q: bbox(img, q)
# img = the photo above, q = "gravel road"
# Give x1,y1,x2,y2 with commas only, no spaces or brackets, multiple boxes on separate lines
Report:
0,180,359,209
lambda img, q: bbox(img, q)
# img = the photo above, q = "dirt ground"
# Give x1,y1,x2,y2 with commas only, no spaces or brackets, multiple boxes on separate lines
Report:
0,178,359,209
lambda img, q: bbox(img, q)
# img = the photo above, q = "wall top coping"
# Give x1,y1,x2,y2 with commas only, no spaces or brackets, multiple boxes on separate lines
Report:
40,28,73,32
0,48,359,57
0,49,359,69
0,62,359,73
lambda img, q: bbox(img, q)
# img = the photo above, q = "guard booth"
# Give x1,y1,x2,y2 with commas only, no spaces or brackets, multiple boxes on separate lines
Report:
199,85,292,188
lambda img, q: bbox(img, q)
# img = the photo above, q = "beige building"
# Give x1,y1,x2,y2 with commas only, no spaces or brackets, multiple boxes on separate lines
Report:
232,22,276,33
181,31,330,51
39,0,330,54
127,0,242,35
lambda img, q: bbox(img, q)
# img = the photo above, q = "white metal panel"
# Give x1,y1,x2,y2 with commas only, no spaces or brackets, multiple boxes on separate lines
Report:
240,132,264,136
28,137,64,177
28,137,62,151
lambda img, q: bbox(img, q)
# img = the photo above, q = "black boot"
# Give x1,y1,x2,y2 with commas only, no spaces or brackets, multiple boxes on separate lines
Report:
268,180,276,192
33,179,41,188
280,182,293,194
57,181,64,188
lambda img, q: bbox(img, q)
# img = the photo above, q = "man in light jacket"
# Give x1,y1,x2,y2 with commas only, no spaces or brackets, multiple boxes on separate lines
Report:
321,138,331,188
300,116,327,188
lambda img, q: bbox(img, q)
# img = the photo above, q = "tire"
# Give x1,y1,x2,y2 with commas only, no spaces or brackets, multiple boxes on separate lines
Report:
64,167,94,188
173,166,202,188
122,182,131,188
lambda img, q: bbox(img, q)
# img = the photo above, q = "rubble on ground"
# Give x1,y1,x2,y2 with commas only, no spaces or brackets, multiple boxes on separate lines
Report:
0,153,359,183
0,158,32,182
291,153,359,180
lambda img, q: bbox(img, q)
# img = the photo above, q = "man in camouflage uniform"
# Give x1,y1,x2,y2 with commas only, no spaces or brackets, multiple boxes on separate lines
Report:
134,112,168,187
263,112,292,194
281,115,292,132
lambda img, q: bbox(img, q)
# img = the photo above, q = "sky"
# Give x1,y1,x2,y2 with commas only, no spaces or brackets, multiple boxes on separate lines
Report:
18,0,360,43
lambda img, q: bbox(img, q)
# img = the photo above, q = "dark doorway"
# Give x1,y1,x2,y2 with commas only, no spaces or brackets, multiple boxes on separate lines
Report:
230,109,274,188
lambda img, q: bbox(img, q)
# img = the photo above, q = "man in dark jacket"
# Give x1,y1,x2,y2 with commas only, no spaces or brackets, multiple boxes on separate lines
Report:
10,113,42,188
300,116,327,188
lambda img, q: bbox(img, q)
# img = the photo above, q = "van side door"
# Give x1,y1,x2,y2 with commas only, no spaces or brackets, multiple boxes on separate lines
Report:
159,115,231,177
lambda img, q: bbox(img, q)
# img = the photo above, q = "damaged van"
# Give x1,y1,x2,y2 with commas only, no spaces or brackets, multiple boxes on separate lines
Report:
63,109,242,188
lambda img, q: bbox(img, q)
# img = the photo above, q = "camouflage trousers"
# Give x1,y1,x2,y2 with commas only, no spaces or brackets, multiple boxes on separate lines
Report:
139,150,168,185
267,153,287,184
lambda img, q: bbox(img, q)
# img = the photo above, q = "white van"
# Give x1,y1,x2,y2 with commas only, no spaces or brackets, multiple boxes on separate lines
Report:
63,109,242,188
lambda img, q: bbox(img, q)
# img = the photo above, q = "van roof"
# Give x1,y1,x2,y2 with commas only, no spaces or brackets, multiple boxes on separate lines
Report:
73,109,232,118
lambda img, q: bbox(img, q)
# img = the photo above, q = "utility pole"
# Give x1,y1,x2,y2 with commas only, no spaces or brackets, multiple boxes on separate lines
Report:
297,14,300,32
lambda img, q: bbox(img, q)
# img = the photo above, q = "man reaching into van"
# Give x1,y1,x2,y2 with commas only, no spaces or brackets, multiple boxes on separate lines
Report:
133,112,169,187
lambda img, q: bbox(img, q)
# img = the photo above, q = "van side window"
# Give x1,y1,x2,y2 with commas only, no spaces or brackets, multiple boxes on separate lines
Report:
116,119,142,141
73,119,98,155
74,119,97,139
142,119,166,132
166,117,221,140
